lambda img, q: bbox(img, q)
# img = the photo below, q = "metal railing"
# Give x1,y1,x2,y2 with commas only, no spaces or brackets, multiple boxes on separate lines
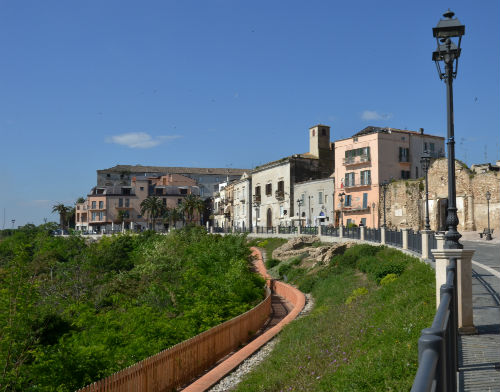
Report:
301,226,318,235
386,229,402,247
321,226,339,237
278,226,298,234
428,233,437,261
411,259,458,392
365,227,381,242
408,230,422,253
344,226,360,239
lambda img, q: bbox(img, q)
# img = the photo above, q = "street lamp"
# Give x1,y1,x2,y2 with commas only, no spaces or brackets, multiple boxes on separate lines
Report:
338,192,345,227
381,181,389,228
296,198,304,227
420,150,432,231
433,9,465,249
308,195,313,226
485,191,492,240
253,201,259,230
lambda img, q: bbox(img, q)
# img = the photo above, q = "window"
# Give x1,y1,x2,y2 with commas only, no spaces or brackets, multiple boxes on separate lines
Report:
215,177,219,182
401,170,411,179
345,172,355,187
213,185,218,192
399,147,409,162
106,174,110,178
363,193,368,209
91,212,97,221
256,208,260,219
180,188,188,195
361,218,367,226
255,186,261,196
301,193,305,203
162,198,166,205
322,128,326,136
360,170,371,185
76,213,80,221
119,198,123,207
318,192,323,204
277,180,284,192
140,186,144,191
91,201,96,209
430,143,435,152
265,183,272,196
345,147,370,161
137,214,142,218
345,195,352,207
122,188,131,195
99,201,103,209
424,142,428,151
99,211,104,220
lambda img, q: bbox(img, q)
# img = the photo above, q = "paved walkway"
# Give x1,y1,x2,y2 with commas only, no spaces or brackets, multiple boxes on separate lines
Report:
459,235,500,392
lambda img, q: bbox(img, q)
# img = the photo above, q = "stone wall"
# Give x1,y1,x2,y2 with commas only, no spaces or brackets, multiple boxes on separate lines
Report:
381,158,500,232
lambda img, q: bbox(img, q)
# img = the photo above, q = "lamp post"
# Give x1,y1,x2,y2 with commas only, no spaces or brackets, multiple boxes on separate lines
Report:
420,150,432,231
308,195,313,226
485,191,492,240
338,192,345,227
253,201,259,230
381,181,389,227
296,198,304,227
432,9,465,249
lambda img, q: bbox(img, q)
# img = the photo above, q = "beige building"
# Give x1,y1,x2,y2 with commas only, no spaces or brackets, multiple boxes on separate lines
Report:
76,173,201,232
232,173,252,230
334,126,445,228
251,125,335,228
294,177,335,226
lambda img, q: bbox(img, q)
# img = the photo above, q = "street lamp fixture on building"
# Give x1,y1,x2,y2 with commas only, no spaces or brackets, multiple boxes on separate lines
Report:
432,9,465,249
420,151,432,231
485,191,492,241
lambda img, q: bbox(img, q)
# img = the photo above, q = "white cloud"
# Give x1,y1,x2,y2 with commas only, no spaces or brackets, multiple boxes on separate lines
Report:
106,132,181,149
361,110,393,121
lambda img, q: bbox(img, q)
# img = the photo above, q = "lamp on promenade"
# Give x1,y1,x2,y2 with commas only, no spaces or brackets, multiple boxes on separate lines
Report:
420,150,432,231
296,198,304,227
485,191,492,240
432,9,465,249
381,181,389,227
338,192,345,227
308,195,313,226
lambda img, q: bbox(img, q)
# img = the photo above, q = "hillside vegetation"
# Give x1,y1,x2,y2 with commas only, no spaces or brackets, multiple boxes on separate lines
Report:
235,243,435,391
0,225,265,391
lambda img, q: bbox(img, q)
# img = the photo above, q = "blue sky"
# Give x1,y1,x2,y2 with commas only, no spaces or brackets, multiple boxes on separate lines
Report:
0,0,499,226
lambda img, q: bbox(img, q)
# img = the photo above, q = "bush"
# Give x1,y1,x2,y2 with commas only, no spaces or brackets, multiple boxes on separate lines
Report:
345,286,368,304
380,273,398,286
265,258,281,269
297,274,320,293
278,263,292,279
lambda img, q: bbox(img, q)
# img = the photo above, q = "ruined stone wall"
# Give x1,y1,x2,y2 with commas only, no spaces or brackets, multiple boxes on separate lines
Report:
381,158,500,232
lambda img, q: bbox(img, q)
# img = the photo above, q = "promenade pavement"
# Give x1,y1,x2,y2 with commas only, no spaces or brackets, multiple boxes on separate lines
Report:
459,232,500,391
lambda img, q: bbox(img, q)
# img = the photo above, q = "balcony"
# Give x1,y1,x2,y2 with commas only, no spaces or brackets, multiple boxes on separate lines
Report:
253,194,261,204
343,204,371,213
343,154,370,166
275,190,285,201
344,179,372,189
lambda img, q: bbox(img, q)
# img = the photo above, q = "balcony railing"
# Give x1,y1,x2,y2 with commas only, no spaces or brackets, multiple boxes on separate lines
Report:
275,190,285,200
344,179,372,188
343,154,370,166
253,194,261,204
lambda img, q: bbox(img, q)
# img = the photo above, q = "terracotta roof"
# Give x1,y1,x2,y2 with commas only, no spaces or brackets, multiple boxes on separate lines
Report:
99,164,249,175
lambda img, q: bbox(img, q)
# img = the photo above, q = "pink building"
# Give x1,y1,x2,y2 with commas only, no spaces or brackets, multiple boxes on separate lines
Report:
334,126,445,228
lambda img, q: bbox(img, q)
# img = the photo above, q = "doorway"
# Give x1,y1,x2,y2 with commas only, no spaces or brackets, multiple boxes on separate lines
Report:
266,208,272,228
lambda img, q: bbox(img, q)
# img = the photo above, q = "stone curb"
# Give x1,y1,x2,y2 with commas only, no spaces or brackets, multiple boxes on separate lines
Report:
183,248,306,392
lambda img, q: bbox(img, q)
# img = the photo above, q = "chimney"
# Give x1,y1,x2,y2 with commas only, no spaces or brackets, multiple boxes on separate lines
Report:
420,128,424,135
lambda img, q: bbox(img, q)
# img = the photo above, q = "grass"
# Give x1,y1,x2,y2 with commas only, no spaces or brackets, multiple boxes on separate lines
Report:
248,237,288,261
234,244,435,391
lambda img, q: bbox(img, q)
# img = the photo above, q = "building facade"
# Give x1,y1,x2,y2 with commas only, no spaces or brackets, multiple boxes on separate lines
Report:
294,177,335,226
334,126,445,227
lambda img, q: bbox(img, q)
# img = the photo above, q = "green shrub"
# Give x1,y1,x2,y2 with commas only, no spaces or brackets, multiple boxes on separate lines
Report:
297,274,320,293
278,263,292,279
345,287,368,304
265,258,281,269
380,273,398,286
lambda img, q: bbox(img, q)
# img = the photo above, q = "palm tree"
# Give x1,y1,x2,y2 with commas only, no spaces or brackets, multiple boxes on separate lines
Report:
181,194,206,224
140,196,164,230
116,209,127,232
193,197,206,225
52,203,71,230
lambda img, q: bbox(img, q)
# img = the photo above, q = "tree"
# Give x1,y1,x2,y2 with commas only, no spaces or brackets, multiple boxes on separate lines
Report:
51,204,71,230
181,194,204,224
194,197,206,225
116,209,128,232
140,196,164,230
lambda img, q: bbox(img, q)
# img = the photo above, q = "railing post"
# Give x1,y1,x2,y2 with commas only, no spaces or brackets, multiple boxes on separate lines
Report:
402,228,408,250
414,329,443,392
360,225,365,241
440,275,457,391
421,230,431,259
339,225,344,239
380,226,386,244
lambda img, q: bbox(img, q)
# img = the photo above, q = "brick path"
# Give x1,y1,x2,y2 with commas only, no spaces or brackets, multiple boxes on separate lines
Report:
458,239,500,392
